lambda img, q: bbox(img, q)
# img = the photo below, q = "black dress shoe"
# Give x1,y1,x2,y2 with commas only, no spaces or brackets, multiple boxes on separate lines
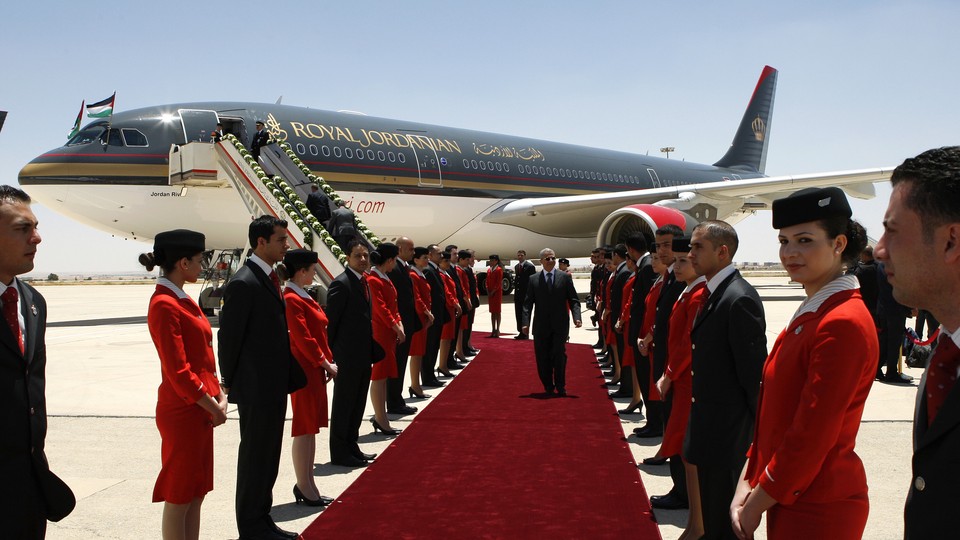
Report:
422,378,446,387
387,405,418,415
557,389,567,397
467,348,480,355
641,456,668,465
273,525,299,539
884,372,913,384
331,456,368,468
514,334,528,340
650,493,688,510
633,427,663,438
354,451,377,461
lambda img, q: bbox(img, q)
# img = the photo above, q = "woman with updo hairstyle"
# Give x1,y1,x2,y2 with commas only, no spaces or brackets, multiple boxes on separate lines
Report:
367,242,405,435
730,187,878,540
407,247,435,398
142,229,227,540
436,252,462,378
280,248,338,507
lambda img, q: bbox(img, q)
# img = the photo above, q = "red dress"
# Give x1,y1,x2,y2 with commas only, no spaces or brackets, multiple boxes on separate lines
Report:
408,267,432,356
284,287,331,437
619,275,636,367
603,275,616,345
660,281,706,456
440,271,460,340
367,270,401,380
745,287,877,538
148,284,219,504
641,278,664,398
486,265,503,313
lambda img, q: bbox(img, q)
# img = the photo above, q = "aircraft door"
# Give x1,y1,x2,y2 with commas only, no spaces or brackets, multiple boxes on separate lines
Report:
180,109,220,143
406,134,443,187
647,168,662,188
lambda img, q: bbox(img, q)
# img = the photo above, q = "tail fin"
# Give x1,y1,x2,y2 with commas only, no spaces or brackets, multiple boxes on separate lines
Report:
713,66,778,174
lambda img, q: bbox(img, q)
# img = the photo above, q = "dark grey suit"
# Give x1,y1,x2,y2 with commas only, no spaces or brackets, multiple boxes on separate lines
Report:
387,260,420,409
0,280,74,538
684,269,766,539
905,337,960,539
522,270,581,393
218,260,306,537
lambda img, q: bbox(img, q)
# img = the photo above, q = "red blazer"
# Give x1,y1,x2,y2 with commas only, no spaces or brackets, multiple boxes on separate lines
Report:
440,271,460,314
283,288,332,369
619,275,636,327
640,278,663,344
745,289,878,505
409,268,432,323
486,266,503,295
665,282,707,381
148,286,219,407
367,271,401,364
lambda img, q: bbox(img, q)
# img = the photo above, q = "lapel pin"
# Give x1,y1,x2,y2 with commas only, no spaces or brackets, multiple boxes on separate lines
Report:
794,325,803,334
31,305,38,316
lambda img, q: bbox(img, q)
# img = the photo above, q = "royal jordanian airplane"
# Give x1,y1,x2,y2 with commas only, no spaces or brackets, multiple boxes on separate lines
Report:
18,66,890,257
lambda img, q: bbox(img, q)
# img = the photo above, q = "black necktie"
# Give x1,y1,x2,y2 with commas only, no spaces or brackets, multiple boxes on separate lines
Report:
546,272,553,289
2,287,23,355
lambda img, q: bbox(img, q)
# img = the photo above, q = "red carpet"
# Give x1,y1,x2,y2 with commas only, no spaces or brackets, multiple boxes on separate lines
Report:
301,337,661,539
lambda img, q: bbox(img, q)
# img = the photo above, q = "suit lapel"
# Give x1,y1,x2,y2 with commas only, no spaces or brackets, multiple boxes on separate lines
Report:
20,281,39,364
692,271,737,331
247,260,283,305
917,360,960,450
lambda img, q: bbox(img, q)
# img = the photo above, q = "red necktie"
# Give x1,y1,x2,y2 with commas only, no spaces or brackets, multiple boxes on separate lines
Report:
2,287,23,355
269,270,281,296
926,336,960,427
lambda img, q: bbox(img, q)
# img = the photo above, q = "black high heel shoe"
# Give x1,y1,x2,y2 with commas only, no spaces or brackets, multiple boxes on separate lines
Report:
293,485,329,507
618,402,643,415
371,418,402,435
437,368,454,377
408,386,430,399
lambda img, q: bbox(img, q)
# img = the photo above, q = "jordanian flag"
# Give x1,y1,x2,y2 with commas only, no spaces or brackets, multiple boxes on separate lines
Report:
68,101,84,139
86,93,115,118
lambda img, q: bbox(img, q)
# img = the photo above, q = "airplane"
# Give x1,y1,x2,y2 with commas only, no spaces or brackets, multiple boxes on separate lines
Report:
18,66,891,263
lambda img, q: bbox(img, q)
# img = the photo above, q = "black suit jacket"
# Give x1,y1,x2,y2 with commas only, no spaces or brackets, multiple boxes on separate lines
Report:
628,254,657,343
652,271,686,367
305,191,332,224
465,265,480,307
326,269,384,366
0,280,75,525
905,343,960,539
389,260,421,335
522,271,581,334
327,207,358,238
683,269,766,467
250,129,270,156
514,260,536,295
218,260,306,403
609,261,632,323
423,262,450,325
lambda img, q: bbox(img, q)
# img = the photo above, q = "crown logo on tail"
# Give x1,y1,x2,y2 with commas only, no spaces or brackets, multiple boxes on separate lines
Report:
751,115,765,142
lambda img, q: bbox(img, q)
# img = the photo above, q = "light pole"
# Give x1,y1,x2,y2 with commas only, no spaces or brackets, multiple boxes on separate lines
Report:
660,146,675,159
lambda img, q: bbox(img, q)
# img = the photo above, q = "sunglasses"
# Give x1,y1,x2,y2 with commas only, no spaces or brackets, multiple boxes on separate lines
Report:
543,256,556,261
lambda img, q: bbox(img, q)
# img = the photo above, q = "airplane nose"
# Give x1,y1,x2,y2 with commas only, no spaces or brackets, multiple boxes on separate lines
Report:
19,148,76,186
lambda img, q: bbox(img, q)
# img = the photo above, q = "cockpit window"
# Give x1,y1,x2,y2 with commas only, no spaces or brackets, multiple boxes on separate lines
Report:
100,129,124,146
121,129,148,147
66,124,107,146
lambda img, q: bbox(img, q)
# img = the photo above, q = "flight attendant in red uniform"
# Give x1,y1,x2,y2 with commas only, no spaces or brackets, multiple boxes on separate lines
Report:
486,255,504,337
731,187,878,540
142,230,227,540
657,238,707,540
408,247,435,398
281,249,338,508
367,242,405,436
636,252,668,440
437,252,463,377
616,255,642,413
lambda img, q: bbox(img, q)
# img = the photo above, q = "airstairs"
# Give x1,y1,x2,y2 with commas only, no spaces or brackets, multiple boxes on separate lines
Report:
168,137,379,289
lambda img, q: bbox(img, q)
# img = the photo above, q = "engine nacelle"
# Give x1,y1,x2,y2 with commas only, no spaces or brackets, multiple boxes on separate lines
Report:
596,204,700,247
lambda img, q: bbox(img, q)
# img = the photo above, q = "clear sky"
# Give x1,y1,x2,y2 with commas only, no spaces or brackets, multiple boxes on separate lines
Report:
2,1,958,274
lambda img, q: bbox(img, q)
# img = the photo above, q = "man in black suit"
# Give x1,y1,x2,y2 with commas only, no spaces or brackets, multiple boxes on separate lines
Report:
461,249,481,355
874,146,960,539
250,120,270,160
606,244,633,397
521,248,582,396
219,215,306,540
305,184,332,226
326,240,384,467
327,200,359,253
421,244,457,387
683,220,766,539
876,262,913,383
513,249,537,339
624,234,656,412
0,186,75,539
386,236,420,414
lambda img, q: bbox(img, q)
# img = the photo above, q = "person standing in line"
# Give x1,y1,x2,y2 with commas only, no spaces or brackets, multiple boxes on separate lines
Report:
876,263,913,383
486,255,504,338
637,252,669,466
614,253,640,412
606,244,632,397
730,187,877,540
437,252,463,377
589,248,606,349
420,244,450,388
367,243,405,435
407,247,435,398
624,233,657,417
684,220,766,539
522,248,582,396
249,120,270,161
462,249,481,355
872,147,960,539
218,215,306,540
280,249,337,509
656,237,708,539
143,230,228,540
513,249,536,339
386,237,420,416
453,250,474,364
0,186,75,539
326,239,383,468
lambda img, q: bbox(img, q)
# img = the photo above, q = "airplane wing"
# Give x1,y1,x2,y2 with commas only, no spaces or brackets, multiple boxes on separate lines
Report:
482,167,894,237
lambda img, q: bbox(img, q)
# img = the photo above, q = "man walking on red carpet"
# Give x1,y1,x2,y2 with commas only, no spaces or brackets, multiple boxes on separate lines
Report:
522,248,582,396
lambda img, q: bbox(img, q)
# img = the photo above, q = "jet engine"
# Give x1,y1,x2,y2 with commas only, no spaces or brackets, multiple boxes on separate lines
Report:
596,204,700,247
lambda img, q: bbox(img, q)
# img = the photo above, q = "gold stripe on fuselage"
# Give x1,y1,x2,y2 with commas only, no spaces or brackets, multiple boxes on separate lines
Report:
20,162,600,196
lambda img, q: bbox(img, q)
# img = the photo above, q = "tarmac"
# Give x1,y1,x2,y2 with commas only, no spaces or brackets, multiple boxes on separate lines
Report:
36,276,920,539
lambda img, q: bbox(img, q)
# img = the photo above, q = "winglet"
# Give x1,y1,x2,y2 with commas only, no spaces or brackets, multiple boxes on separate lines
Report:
713,66,778,174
